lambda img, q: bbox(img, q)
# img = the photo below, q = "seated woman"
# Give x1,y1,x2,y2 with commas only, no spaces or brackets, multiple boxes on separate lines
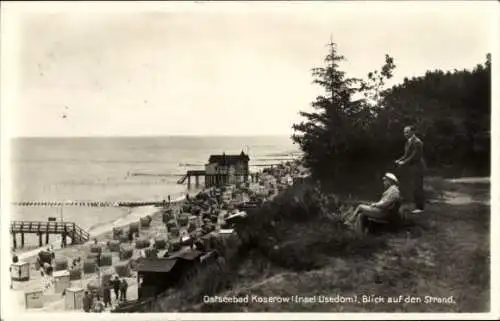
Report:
353,173,401,233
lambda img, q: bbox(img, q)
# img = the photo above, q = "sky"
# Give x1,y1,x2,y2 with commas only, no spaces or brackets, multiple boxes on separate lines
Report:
2,1,497,137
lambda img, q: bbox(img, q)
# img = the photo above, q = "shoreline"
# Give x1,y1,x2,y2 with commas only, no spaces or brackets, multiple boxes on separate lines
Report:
7,160,301,313
14,195,187,262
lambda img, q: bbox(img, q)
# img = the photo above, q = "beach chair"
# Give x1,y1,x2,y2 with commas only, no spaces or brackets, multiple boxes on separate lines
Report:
366,199,402,233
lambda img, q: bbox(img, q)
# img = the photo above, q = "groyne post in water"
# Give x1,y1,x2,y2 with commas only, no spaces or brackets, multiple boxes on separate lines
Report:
12,232,17,249
45,225,50,245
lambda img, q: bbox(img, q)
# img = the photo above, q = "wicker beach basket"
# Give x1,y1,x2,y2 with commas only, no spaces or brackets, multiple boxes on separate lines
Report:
129,254,143,271
112,227,123,240
107,240,120,252
90,244,102,254
192,206,201,215
135,238,150,249
119,245,134,260
69,267,82,280
144,248,158,259
162,212,169,223
54,258,68,271
187,224,197,233
38,251,52,265
162,209,173,223
140,216,152,228
118,233,129,243
169,227,180,237
166,219,177,229
87,253,99,262
87,279,101,295
100,253,113,267
178,214,189,226
129,222,140,234
153,237,167,250
115,260,131,277
101,270,113,285
83,259,97,274
169,240,182,252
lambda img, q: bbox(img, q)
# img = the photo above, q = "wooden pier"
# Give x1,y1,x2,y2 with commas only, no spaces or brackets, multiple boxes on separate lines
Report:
10,221,90,249
177,170,260,189
177,170,206,188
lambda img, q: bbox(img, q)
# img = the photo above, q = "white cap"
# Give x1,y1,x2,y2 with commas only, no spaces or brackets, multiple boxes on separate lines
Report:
384,172,398,184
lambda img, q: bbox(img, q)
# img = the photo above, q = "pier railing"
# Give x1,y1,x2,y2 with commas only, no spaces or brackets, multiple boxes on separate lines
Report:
10,220,89,248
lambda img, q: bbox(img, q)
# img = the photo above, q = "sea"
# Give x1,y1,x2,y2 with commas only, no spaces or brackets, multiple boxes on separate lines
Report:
9,136,300,250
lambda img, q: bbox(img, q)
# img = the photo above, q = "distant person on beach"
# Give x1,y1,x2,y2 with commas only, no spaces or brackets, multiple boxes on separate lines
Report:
119,278,128,301
83,291,92,312
349,173,401,234
47,247,55,260
92,297,105,312
41,271,52,291
112,276,120,300
395,125,426,213
102,282,112,308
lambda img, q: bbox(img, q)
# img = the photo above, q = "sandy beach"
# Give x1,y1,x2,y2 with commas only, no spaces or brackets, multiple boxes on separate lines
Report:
7,159,301,315
8,199,186,313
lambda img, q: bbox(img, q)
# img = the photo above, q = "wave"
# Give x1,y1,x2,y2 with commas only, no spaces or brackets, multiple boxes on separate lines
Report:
262,151,302,157
128,173,182,177
57,181,178,186
253,157,299,162
12,158,174,164
15,195,187,260
178,163,205,167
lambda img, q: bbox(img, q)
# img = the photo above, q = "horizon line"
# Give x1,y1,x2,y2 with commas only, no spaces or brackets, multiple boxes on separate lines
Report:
10,134,294,139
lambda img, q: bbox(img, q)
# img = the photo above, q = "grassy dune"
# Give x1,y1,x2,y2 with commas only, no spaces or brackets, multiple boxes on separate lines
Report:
147,175,490,313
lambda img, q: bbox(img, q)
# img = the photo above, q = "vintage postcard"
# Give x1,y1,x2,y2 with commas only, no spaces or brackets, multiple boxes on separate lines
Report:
1,1,498,320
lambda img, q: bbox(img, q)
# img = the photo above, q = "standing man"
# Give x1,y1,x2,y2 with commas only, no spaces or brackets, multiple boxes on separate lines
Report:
395,126,426,213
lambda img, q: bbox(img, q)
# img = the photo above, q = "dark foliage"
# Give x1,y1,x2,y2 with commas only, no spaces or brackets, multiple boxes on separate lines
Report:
292,41,491,191
234,180,386,272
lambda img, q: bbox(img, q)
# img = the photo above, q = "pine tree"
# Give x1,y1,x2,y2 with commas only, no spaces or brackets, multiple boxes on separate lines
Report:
291,41,361,183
